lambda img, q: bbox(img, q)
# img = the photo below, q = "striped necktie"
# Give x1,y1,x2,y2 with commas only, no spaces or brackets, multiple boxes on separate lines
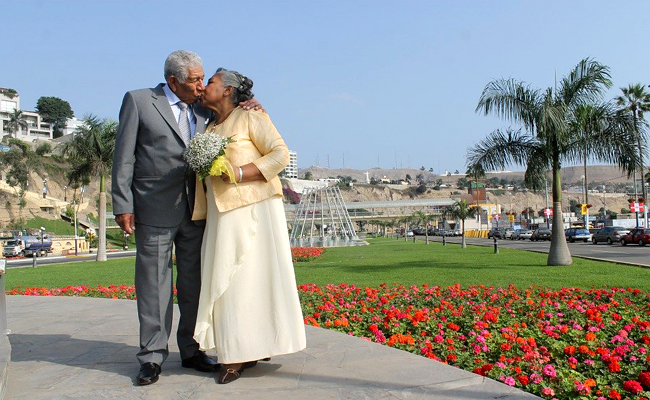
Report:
177,102,191,146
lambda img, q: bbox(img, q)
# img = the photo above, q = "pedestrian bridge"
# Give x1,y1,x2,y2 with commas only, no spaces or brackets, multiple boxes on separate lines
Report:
284,198,456,221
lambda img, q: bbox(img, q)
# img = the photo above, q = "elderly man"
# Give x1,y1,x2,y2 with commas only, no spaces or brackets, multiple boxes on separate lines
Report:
112,50,260,385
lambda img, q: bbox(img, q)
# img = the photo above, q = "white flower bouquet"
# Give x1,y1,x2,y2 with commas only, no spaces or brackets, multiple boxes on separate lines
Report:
184,133,235,181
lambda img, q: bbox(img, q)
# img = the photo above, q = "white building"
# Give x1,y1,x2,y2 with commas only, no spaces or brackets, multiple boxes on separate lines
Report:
283,150,298,178
1,88,85,142
0,88,54,141
61,117,85,136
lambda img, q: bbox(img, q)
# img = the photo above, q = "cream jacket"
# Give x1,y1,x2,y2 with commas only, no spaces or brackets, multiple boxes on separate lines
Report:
192,107,289,218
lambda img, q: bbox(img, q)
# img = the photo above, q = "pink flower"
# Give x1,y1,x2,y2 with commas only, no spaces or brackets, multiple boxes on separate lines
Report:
503,376,515,386
541,387,555,397
542,364,556,378
530,373,543,384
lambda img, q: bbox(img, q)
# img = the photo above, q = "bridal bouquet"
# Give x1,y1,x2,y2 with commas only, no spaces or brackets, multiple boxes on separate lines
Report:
184,133,235,181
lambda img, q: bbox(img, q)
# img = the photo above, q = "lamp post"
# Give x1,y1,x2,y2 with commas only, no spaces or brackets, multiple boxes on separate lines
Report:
32,227,45,268
73,199,78,256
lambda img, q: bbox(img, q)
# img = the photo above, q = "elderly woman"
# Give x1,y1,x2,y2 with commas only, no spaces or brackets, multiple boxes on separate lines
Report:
192,68,306,384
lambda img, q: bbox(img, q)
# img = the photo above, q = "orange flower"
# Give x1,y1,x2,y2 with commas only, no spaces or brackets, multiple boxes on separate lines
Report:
585,332,596,341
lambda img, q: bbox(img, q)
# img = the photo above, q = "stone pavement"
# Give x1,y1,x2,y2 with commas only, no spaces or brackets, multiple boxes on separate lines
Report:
5,296,540,400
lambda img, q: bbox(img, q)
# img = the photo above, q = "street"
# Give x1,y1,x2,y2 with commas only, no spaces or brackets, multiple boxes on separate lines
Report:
413,235,650,268
5,250,137,268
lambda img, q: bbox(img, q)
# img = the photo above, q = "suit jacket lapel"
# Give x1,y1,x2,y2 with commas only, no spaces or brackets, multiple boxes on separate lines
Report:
151,83,182,138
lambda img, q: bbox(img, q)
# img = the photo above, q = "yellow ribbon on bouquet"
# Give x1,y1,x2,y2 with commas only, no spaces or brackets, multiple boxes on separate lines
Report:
208,156,241,198
209,156,236,183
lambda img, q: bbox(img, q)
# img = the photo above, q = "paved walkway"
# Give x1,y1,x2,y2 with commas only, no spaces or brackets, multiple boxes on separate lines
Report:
4,296,539,400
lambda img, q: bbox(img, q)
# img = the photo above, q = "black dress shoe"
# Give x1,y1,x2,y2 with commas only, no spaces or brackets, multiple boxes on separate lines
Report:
137,362,161,385
181,350,220,372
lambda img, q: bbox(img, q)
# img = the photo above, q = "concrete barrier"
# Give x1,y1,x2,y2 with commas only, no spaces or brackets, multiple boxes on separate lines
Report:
0,261,9,400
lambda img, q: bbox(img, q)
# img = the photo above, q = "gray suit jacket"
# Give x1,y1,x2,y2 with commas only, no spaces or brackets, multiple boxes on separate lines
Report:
111,83,209,227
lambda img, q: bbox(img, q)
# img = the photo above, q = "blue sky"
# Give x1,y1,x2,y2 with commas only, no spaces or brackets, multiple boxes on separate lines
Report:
4,1,650,173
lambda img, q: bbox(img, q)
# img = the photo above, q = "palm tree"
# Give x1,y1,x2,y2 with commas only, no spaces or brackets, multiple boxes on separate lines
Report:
616,83,650,226
412,210,430,244
466,163,486,229
6,110,28,138
570,102,633,225
63,115,117,262
442,200,477,248
469,58,637,266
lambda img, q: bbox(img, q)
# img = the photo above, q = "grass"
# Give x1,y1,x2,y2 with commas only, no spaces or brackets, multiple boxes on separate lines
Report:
25,216,83,236
7,237,650,291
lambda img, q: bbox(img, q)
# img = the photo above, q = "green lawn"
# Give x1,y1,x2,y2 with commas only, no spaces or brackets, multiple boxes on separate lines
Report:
7,237,650,291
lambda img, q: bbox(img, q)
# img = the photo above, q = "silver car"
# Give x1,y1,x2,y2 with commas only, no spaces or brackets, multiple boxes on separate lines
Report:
592,226,630,245
511,229,533,240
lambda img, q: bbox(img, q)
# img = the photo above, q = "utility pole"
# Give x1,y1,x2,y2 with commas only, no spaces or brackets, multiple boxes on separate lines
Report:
545,177,550,228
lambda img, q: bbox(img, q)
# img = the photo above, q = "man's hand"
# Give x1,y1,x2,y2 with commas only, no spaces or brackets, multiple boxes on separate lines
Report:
240,98,265,113
115,213,135,235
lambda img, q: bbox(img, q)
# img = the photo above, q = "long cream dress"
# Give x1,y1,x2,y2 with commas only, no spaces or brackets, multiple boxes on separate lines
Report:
193,111,306,364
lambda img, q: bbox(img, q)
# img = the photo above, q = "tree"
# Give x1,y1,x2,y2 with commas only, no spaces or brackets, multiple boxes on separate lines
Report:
63,115,117,262
5,110,29,138
569,102,630,222
616,83,650,226
405,174,412,183
442,200,477,248
36,96,74,138
303,171,313,180
412,210,435,244
0,139,40,225
469,58,637,265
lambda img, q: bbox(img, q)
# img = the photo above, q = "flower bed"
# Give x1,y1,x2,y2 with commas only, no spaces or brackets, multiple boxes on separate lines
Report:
9,282,650,399
300,284,650,400
291,247,324,262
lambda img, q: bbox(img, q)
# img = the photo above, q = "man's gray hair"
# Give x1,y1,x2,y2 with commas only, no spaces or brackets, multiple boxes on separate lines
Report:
164,50,202,83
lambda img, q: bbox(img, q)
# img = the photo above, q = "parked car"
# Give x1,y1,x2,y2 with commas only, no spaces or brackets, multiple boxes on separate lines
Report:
452,228,462,237
411,227,426,236
591,226,630,245
530,228,552,241
502,228,515,239
488,227,509,239
565,227,592,243
511,229,533,240
621,228,650,246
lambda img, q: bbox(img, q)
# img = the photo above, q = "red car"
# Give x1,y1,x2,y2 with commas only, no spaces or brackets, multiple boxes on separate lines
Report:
621,228,650,246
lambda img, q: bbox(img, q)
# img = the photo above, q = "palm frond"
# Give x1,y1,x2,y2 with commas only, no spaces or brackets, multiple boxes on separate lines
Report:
476,78,541,131
467,128,540,172
559,58,612,107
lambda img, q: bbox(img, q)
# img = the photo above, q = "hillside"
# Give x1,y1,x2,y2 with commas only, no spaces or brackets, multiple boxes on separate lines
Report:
0,164,640,228
299,165,634,185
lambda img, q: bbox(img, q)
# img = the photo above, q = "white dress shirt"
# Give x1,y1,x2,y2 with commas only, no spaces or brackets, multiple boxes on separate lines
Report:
162,83,197,137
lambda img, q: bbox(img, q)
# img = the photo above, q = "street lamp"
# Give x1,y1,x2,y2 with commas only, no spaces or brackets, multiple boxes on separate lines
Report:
32,227,45,268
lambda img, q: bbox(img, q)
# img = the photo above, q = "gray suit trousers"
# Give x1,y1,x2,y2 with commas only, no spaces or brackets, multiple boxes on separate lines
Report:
134,209,205,365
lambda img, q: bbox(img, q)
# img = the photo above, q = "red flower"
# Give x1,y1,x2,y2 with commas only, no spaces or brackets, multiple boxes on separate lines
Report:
517,375,529,386
608,390,621,400
623,380,643,394
639,372,650,389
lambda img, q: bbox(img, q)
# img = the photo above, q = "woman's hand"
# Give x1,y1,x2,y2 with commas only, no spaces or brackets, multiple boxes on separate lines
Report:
240,98,265,113
220,163,264,183
220,167,240,183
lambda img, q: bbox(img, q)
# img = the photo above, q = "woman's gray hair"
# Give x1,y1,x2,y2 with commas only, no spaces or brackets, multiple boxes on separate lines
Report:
164,50,202,83
215,68,254,106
